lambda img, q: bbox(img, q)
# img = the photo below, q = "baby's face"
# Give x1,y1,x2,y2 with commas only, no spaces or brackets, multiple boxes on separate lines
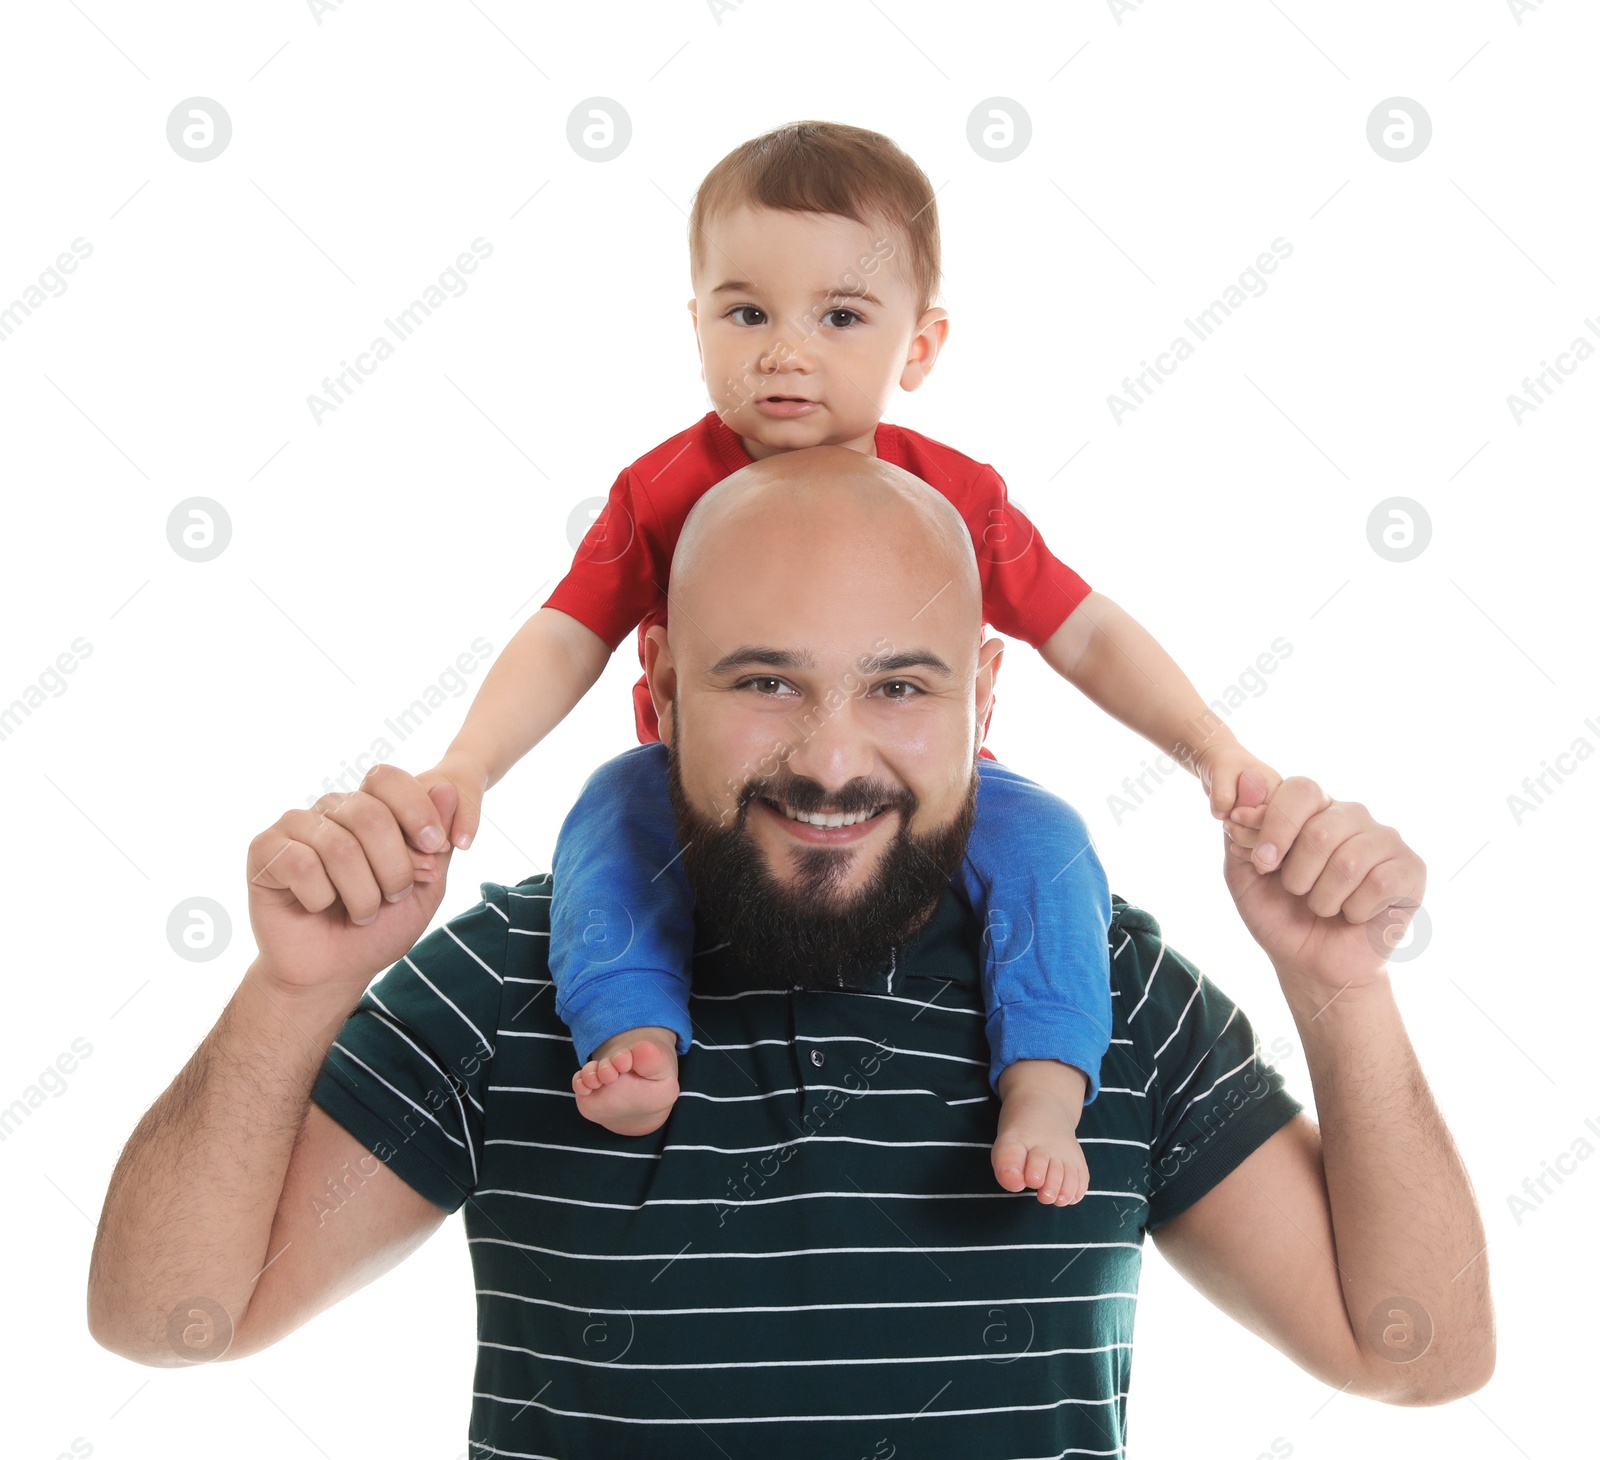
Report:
689,205,943,459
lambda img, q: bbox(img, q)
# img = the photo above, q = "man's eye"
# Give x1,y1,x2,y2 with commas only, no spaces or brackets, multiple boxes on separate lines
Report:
877,680,920,699
728,306,767,326
823,307,862,328
741,675,791,695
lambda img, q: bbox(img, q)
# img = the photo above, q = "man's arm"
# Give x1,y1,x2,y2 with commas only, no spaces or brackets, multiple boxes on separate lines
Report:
1152,776,1494,1404
88,767,460,1365
88,973,446,1364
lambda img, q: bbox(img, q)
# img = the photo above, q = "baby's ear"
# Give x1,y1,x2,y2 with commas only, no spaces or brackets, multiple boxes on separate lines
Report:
900,308,949,392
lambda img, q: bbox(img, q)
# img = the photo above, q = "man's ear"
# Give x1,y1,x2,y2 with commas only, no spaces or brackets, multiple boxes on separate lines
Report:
899,307,950,393
644,625,678,745
974,633,1004,729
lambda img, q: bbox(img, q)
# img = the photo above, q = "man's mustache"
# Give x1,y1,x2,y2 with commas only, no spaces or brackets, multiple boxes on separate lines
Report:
736,772,917,820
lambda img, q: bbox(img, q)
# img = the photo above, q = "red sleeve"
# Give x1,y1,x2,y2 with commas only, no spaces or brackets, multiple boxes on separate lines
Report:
541,466,670,653
967,464,1093,647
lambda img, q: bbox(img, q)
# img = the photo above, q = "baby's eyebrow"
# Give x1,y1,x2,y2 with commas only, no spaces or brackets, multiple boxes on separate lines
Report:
823,284,883,307
708,279,885,308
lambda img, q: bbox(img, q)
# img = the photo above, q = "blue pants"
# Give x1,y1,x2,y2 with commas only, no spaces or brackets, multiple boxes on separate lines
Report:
549,743,1112,1102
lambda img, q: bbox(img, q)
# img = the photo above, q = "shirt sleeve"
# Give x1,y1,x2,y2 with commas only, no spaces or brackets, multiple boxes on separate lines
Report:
1112,902,1304,1231
309,884,513,1213
967,463,1094,647
542,466,670,653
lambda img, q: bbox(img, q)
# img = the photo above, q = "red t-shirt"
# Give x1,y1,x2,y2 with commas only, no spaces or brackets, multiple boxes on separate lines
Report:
543,411,1092,754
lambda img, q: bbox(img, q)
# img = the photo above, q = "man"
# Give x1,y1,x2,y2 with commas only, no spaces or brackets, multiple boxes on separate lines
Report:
88,449,1494,1457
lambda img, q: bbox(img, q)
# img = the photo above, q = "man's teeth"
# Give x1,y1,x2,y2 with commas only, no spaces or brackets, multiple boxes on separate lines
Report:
778,802,881,829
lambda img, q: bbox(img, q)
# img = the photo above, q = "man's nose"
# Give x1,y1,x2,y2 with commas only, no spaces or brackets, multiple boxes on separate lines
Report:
779,696,877,793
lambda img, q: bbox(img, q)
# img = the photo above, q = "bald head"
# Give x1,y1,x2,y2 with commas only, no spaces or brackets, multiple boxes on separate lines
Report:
668,446,981,646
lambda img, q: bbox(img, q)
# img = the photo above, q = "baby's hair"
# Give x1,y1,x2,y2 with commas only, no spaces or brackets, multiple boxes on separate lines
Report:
688,120,941,314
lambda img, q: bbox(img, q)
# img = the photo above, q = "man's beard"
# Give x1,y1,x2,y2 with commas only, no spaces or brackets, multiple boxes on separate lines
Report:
665,718,979,991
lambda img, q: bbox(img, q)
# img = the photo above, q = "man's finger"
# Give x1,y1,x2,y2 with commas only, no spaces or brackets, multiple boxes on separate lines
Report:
1345,853,1424,926
1251,776,1333,874
247,814,337,911
319,788,421,918
361,762,451,854
1274,800,1367,898
1300,829,1391,920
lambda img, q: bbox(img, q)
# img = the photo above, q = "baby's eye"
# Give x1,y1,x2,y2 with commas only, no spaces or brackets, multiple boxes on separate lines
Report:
822,307,863,328
727,305,767,327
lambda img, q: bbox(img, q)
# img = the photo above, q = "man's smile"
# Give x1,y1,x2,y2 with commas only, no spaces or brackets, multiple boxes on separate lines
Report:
753,795,895,845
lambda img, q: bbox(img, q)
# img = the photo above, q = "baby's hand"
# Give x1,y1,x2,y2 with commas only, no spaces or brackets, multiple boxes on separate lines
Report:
1195,743,1282,831
415,753,490,852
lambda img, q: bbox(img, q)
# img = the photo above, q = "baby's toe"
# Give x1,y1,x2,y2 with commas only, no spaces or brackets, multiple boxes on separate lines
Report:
991,1138,1029,1193
1021,1147,1050,1193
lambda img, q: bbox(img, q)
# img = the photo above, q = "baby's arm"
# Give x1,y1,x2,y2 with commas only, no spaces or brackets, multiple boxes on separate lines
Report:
418,607,611,851
1040,591,1281,826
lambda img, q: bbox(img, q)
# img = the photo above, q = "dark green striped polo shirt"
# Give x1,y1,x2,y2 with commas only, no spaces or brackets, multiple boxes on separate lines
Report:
311,874,1301,1458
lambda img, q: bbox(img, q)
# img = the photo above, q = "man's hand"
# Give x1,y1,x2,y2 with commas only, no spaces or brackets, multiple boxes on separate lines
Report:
1222,773,1425,997
245,764,457,999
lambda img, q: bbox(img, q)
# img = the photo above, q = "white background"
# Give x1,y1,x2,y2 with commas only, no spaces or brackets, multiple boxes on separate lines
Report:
1,2,1594,1456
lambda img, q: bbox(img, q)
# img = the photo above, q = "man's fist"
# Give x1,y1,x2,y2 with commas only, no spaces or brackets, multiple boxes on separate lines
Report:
1222,774,1425,994
245,764,454,999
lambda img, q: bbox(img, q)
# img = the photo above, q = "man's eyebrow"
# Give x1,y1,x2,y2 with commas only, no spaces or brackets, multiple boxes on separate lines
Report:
857,649,954,677
707,646,816,675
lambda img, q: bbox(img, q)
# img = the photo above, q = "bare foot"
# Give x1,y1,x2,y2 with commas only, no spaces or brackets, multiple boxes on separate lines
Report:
572,1038,680,1136
991,1060,1091,1206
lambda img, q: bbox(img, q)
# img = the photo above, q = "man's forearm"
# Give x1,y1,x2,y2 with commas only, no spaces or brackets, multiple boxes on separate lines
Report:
88,967,359,1365
1282,971,1494,1396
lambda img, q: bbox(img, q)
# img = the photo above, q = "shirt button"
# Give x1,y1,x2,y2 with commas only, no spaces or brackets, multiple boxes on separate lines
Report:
810,1049,825,1067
